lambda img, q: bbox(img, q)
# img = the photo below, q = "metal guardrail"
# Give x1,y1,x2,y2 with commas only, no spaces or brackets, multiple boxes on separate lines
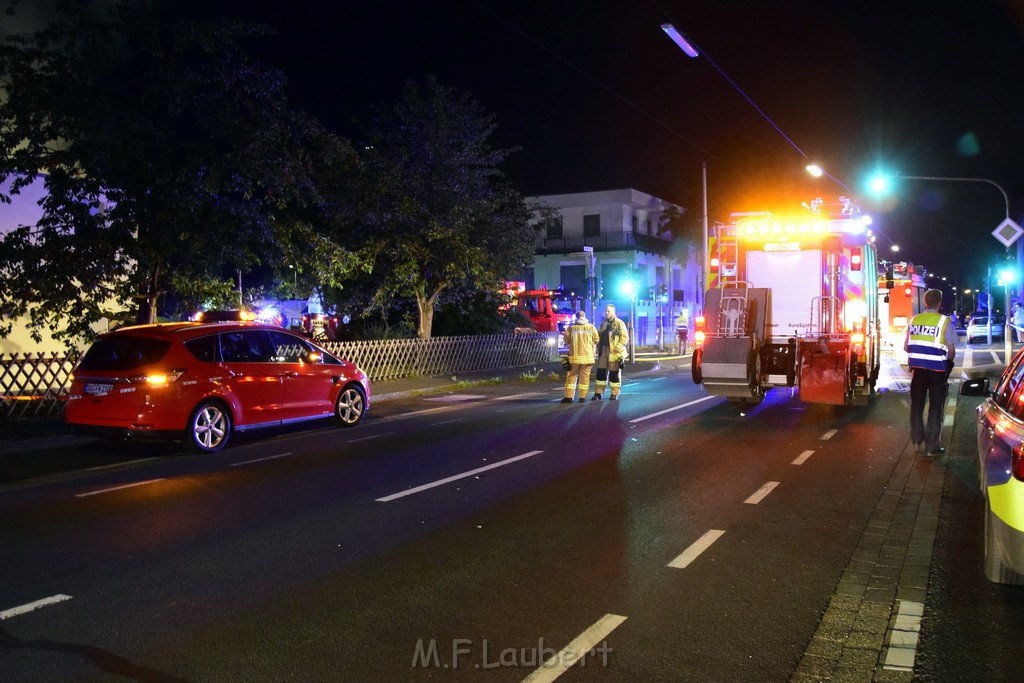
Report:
0,333,555,421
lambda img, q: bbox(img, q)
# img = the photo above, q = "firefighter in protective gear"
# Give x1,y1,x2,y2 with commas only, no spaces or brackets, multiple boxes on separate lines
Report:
561,310,599,403
904,288,957,456
593,303,629,400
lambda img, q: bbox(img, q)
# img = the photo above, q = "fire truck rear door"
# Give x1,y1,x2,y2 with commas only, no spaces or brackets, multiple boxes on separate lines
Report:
746,249,822,340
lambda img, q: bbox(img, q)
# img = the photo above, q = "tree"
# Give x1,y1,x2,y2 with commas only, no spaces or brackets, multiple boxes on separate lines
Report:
351,78,540,339
0,0,358,346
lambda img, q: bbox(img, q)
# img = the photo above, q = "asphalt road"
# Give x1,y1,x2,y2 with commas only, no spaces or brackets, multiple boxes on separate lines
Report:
1,353,1023,681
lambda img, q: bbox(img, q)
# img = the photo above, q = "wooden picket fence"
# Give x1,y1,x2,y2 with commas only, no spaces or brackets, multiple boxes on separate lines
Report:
0,333,555,421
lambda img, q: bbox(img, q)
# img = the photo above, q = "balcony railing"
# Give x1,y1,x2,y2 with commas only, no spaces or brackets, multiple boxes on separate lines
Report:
537,231,673,255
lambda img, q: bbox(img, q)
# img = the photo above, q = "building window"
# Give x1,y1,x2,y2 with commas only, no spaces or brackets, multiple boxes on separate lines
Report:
632,215,639,232
547,216,563,239
646,219,652,233
583,214,600,237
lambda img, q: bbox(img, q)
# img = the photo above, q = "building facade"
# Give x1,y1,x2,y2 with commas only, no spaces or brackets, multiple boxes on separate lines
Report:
527,188,702,347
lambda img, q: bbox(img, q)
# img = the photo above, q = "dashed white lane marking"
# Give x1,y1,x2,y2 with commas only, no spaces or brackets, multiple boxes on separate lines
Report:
1,594,72,620
432,418,467,426
376,450,544,502
522,613,627,683
648,377,667,382
347,433,391,443
820,429,838,441
792,450,815,465
230,452,293,467
990,350,1000,364
744,481,780,505
76,479,165,498
629,395,719,424
667,529,726,569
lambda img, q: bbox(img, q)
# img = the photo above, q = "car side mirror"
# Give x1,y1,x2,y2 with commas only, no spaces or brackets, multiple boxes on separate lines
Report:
960,377,991,397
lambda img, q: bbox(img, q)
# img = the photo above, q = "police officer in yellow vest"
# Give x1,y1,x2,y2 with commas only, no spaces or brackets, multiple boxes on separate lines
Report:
561,310,599,403
593,303,629,400
904,288,958,456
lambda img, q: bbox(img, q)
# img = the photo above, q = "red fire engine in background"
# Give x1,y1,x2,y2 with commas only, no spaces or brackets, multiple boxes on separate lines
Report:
504,282,579,334
692,205,880,406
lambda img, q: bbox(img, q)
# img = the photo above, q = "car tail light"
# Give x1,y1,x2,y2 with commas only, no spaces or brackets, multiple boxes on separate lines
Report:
132,369,186,385
694,330,706,346
850,248,862,271
1012,443,1024,482
709,257,720,273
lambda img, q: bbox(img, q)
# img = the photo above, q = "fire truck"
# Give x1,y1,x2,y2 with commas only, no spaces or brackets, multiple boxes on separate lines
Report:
877,262,926,363
504,282,578,334
692,207,880,406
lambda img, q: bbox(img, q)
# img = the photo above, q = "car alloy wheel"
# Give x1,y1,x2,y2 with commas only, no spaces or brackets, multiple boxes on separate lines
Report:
188,400,231,452
335,385,366,427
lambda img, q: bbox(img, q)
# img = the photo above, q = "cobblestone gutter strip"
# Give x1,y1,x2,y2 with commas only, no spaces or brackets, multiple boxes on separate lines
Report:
791,385,956,682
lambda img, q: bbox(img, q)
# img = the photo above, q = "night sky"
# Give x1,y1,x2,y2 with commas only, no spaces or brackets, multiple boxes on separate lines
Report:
14,0,1024,288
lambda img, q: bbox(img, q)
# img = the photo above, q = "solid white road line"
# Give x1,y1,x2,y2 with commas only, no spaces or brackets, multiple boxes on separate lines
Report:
521,613,627,683
493,392,544,401
792,450,815,465
75,479,165,498
667,529,726,569
376,450,544,502
744,481,780,505
820,429,838,441
230,452,293,467
1,594,72,620
629,395,719,424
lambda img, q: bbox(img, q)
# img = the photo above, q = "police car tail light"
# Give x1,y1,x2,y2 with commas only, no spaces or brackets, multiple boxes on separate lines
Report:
1012,443,1024,482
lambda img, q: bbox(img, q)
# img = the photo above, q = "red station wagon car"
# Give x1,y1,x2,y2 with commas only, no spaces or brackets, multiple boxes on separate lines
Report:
65,321,370,452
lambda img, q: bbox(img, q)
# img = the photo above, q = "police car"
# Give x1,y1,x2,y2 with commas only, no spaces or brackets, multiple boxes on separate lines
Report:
962,353,1024,583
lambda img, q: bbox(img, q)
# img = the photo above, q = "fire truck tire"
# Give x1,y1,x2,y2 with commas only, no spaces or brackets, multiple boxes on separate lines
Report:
747,349,761,393
691,347,703,385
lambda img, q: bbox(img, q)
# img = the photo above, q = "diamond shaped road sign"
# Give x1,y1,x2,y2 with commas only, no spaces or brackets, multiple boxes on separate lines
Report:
992,217,1024,247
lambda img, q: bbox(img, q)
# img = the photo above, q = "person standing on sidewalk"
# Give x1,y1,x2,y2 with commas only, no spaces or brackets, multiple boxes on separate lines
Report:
905,288,958,456
561,310,599,403
592,304,629,401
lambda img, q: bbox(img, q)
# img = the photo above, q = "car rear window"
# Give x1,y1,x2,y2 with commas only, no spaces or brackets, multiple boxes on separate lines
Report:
78,336,172,371
184,335,219,363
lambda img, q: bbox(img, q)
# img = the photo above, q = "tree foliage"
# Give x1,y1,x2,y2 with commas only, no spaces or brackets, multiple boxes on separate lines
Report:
0,0,358,346
350,78,540,338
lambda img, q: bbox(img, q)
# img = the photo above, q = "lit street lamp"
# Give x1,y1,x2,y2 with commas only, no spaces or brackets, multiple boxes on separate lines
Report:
891,244,900,253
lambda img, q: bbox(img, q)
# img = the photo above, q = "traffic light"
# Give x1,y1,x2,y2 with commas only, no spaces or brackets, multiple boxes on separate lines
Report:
658,283,669,303
647,285,655,300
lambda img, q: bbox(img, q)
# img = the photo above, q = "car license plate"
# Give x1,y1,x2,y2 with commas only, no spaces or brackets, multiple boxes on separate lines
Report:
84,383,113,396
